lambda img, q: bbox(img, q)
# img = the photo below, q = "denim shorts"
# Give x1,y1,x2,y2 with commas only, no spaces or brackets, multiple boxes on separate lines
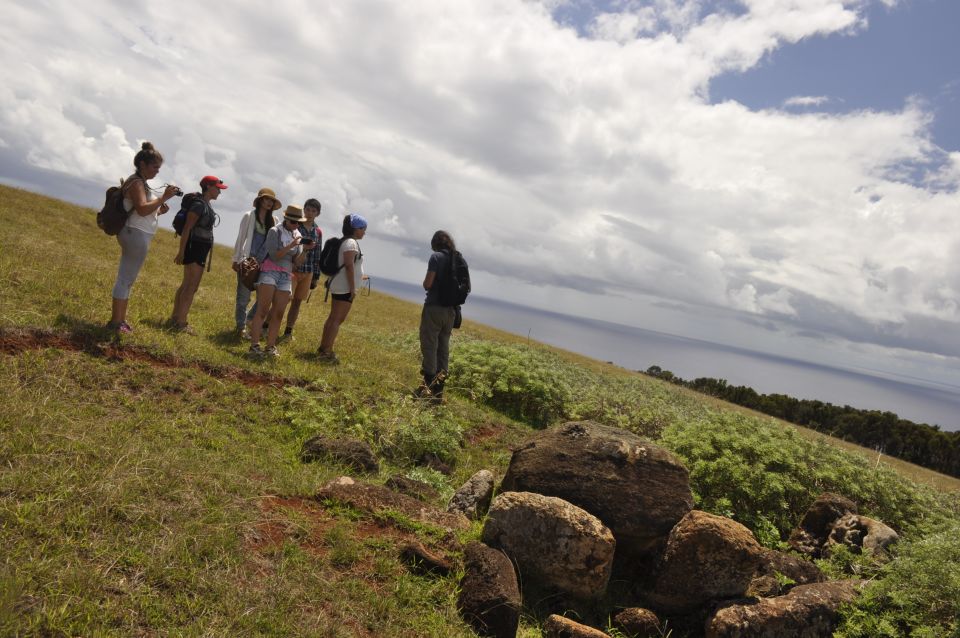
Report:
257,269,292,292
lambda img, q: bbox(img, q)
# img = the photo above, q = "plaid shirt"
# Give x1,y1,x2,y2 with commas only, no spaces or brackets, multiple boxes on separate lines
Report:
295,223,323,274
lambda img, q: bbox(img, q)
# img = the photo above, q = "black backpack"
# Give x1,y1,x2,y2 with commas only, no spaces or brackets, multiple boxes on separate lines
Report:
96,177,139,235
318,237,344,276
437,250,471,307
172,193,203,236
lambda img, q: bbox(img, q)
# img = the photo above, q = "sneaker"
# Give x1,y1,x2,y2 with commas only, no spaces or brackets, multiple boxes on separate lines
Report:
118,321,134,334
174,323,196,335
316,349,339,364
247,344,264,359
265,346,280,358
279,330,294,342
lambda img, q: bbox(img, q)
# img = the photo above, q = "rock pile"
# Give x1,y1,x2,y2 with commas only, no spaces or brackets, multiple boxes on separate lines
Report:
455,421,881,638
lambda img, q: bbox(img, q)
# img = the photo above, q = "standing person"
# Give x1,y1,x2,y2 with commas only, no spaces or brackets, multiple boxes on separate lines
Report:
231,187,281,338
107,141,180,333
416,230,459,401
317,214,367,363
247,205,306,358
281,198,323,341
170,175,228,333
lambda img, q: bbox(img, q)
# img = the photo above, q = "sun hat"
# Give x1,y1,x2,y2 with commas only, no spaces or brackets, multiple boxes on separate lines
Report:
200,175,228,189
283,205,307,223
349,213,368,229
253,187,282,211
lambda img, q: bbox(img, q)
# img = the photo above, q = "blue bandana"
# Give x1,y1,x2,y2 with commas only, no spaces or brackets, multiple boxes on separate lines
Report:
349,213,368,229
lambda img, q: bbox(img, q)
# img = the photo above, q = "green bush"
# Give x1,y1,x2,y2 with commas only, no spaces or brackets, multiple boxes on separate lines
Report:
834,523,960,637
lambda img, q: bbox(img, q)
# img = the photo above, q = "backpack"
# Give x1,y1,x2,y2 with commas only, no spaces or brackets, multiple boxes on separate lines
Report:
437,250,471,307
96,177,138,235
172,193,203,236
318,237,344,276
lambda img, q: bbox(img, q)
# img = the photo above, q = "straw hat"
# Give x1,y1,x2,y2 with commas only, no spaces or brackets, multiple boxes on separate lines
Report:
283,205,307,223
253,187,282,211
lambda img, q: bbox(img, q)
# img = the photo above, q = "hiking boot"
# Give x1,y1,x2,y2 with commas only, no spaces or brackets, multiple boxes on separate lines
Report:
247,344,264,359
265,346,280,359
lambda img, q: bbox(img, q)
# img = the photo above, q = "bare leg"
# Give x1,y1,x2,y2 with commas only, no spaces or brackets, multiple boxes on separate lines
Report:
249,284,276,344
319,299,352,353
172,263,205,326
266,292,291,348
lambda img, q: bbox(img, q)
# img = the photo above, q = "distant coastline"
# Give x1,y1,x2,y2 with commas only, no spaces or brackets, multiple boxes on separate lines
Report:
375,277,960,433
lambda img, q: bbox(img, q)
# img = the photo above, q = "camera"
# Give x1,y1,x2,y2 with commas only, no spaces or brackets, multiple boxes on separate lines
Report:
300,238,315,246
173,188,184,197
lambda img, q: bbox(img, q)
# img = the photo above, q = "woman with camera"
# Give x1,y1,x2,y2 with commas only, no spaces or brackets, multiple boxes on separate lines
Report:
231,187,282,338
247,205,307,358
170,175,228,333
107,141,180,334
317,214,367,364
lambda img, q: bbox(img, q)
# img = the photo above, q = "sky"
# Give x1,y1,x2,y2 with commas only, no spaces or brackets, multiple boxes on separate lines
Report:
3,0,960,389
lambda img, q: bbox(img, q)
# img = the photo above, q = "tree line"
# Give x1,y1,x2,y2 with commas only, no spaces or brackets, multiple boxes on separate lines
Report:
643,366,960,478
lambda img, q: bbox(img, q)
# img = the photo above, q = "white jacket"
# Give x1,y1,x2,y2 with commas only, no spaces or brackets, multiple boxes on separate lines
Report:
232,209,274,263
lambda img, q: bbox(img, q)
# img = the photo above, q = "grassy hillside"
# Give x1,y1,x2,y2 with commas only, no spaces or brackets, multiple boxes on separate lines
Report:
1,184,958,636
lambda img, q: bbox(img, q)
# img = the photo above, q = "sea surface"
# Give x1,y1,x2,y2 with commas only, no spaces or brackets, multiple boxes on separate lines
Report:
376,278,960,432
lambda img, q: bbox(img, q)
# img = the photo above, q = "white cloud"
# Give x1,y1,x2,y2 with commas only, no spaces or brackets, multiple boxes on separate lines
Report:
1,0,959,360
784,95,831,107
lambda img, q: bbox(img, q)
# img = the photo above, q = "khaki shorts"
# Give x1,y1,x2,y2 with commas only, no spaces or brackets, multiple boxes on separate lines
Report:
292,271,313,301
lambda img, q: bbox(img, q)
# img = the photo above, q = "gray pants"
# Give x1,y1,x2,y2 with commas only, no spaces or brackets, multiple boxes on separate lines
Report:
419,304,456,377
112,226,152,299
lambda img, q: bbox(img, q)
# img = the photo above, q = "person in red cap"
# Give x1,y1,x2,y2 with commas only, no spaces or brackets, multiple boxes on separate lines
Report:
170,175,227,333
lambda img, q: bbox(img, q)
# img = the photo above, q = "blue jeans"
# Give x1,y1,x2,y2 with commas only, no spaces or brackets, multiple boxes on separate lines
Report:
234,272,257,329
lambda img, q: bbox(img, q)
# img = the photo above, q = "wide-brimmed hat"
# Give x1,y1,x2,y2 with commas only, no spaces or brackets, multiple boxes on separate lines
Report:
283,205,307,223
253,187,282,211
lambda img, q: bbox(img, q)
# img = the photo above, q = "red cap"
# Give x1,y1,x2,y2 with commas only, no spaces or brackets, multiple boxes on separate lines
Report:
200,175,228,189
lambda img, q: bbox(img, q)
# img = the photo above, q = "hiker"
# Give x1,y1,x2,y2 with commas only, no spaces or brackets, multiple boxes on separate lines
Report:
416,230,458,401
247,205,307,358
231,187,281,339
107,141,180,333
281,198,323,341
317,214,367,363
170,176,227,333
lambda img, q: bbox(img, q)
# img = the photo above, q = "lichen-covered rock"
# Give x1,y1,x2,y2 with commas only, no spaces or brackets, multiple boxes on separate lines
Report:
482,491,615,599
447,469,495,520
316,476,469,530
300,434,379,473
705,580,864,638
826,514,899,557
648,510,765,614
788,493,857,558
748,549,825,598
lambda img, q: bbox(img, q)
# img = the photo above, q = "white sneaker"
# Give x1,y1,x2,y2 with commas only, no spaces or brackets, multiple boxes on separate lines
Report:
265,346,280,358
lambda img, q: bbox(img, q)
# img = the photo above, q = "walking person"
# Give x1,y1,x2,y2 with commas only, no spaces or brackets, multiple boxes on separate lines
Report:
416,230,460,401
281,198,323,341
170,175,227,333
317,214,367,363
107,141,180,333
247,205,307,359
231,187,281,339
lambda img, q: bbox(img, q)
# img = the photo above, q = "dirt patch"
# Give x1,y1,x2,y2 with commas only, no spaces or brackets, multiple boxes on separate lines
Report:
0,327,309,389
467,422,507,445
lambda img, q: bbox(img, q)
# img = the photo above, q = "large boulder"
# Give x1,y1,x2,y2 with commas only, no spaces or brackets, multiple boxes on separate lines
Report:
315,476,469,531
788,493,857,558
499,421,693,556
300,435,379,473
482,491,616,600
541,614,609,637
457,542,521,638
448,469,495,520
648,510,765,614
705,580,864,638
826,514,899,557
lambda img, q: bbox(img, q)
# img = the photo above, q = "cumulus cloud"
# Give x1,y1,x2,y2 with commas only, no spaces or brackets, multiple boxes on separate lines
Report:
784,95,831,107
1,0,959,363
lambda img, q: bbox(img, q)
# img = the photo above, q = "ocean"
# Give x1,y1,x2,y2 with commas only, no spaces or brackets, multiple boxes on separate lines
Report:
375,278,960,432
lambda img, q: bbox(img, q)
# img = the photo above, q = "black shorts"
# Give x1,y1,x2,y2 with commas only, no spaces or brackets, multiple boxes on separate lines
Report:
184,240,213,267
331,292,353,303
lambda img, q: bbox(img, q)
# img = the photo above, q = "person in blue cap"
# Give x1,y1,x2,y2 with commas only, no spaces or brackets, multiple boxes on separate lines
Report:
317,213,367,363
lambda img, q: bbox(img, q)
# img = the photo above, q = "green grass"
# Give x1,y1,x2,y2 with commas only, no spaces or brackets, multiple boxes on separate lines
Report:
1,184,959,636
